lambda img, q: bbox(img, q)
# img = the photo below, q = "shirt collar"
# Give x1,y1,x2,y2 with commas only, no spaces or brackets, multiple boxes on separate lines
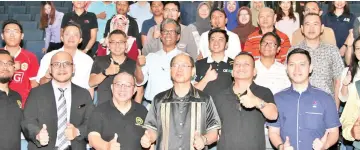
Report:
207,56,229,63
51,80,72,92
258,26,277,35
164,85,200,100
289,83,313,94
299,40,324,50
158,48,180,56
4,46,22,58
109,99,136,114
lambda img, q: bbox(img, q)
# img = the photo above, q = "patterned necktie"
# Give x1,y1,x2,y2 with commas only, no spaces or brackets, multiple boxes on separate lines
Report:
56,88,68,149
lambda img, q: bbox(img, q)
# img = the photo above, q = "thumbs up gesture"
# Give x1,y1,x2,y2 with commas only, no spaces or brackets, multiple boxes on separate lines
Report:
107,133,120,150
137,50,146,67
204,65,218,82
312,131,329,150
141,130,152,148
352,116,360,140
239,87,262,109
282,136,294,150
193,131,206,150
105,58,120,76
65,123,79,141
36,124,49,146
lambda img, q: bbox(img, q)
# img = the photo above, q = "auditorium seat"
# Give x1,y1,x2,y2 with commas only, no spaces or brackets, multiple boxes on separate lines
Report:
13,14,32,21
25,40,45,61
8,6,26,17
0,14,8,21
57,7,69,13
21,21,38,30
23,30,43,41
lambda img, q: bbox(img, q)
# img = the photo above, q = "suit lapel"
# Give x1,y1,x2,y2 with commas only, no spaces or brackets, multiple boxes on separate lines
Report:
70,83,78,124
46,82,58,136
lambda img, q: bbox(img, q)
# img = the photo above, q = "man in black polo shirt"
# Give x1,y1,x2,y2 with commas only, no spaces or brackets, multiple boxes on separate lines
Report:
213,52,278,150
89,29,136,105
194,28,233,96
61,1,98,56
88,72,148,150
0,50,23,149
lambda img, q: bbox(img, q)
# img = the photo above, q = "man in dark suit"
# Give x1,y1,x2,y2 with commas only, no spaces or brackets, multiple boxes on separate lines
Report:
22,51,94,150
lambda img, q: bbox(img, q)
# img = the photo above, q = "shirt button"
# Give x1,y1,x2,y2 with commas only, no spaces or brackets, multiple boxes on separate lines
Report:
180,122,183,126
179,147,182,150
178,134,182,138
299,140,301,142
180,111,183,113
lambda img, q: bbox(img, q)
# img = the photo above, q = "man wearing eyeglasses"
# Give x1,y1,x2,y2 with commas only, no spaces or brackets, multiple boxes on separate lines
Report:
88,72,147,150
254,32,291,150
0,50,23,149
212,52,278,150
36,22,95,98
142,1,198,60
135,18,183,106
141,53,221,150
1,19,39,109
22,51,94,150
89,30,136,105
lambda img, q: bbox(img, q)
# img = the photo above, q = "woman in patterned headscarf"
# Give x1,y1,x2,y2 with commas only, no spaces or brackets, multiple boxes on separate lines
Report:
98,14,139,61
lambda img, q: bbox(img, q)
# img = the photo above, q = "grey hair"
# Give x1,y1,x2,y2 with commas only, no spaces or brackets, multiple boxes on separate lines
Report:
160,18,181,35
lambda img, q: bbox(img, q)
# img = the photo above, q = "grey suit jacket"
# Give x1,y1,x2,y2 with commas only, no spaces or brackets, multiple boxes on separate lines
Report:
21,81,94,150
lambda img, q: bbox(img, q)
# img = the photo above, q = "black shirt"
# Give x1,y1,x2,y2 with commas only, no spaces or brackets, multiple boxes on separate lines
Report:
61,11,98,52
0,90,22,150
87,100,148,150
195,57,233,96
213,82,275,150
91,55,136,105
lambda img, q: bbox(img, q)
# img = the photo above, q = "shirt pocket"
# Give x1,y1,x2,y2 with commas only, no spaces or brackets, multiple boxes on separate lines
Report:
304,112,324,129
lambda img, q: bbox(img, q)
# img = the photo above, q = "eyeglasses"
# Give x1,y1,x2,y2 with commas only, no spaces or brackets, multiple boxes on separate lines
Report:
4,29,21,34
161,29,177,35
109,41,126,46
164,8,178,13
171,63,192,69
260,41,278,48
112,82,134,89
51,62,73,68
0,61,14,68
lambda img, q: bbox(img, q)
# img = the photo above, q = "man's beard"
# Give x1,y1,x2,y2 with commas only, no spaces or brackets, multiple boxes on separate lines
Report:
0,77,12,84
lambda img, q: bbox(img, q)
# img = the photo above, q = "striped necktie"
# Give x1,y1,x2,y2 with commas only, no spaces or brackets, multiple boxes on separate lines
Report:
56,88,68,149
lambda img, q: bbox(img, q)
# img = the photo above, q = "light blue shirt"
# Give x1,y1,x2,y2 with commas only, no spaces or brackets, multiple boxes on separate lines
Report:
129,2,152,32
136,48,183,101
87,2,116,41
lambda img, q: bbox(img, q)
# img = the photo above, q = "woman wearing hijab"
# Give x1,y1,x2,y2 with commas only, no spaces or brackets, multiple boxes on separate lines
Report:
97,14,139,61
224,1,239,31
187,2,212,54
232,7,256,50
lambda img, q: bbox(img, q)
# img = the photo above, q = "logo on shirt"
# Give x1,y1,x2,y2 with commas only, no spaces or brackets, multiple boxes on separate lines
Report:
223,69,232,73
16,100,22,109
13,72,24,83
84,20,89,24
344,18,350,22
135,117,144,126
21,62,28,71
312,101,318,108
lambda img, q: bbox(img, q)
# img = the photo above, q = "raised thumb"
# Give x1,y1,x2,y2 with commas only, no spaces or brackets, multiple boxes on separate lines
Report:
112,133,118,142
284,136,290,147
110,58,114,64
321,131,329,143
138,49,142,56
42,124,47,130
207,65,212,72
194,131,201,138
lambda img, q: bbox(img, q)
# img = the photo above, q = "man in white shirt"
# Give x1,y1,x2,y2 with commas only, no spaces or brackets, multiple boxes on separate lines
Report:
135,18,183,103
36,22,94,96
254,32,291,150
198,8,241,59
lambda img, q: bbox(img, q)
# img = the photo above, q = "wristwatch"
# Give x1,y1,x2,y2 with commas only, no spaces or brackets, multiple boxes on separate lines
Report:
257,100,266,109
102,69,108,77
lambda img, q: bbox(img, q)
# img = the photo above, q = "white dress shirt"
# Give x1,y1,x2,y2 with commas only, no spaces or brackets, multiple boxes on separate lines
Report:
198,29,242,59
137,48,183,101
36,47,93,89
254,59,291,94
52,80,72,147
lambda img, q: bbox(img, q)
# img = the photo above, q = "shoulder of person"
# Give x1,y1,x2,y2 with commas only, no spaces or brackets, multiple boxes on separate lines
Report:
133,102,148,113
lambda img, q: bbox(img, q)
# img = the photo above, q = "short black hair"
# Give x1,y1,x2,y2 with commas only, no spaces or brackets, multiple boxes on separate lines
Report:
208,28,229,43
287,48,312,64
164,1,180,10
210,8,227,19
170,53,195,68
62,22,82,38
260,32,281,48
0,49,14,62
304,1,321,11
302,12,322,26
2,19,23,33
115,1,134,6
235,52,255,68
109,29,127,38
150,1,164,6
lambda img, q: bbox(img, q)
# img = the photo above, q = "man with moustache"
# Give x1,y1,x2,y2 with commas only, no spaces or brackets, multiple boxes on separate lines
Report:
0,50,23,149
88,72,147,150
140,54,221,150
22,51,94,150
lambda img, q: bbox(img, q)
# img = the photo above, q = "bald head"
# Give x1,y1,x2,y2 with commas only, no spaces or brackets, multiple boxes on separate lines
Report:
51,51,73,64
258,7,276,29
170,53,194,68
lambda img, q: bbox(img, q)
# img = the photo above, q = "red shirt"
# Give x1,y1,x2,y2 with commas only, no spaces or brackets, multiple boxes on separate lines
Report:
4,49,39,107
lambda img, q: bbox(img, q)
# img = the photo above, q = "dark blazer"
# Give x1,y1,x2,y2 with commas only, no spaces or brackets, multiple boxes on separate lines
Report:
21,81,94,150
